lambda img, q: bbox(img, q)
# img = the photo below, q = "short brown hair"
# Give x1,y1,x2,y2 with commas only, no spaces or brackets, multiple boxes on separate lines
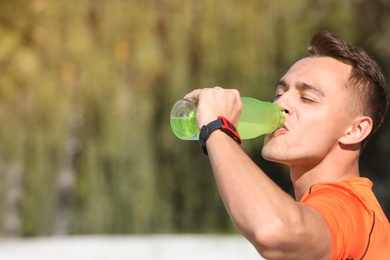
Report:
307,31,388,148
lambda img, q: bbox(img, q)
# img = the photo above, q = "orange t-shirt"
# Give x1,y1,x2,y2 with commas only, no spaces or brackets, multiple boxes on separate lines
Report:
300,177,390,259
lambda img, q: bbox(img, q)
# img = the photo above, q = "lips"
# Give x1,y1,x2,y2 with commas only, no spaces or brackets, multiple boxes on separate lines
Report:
273,123,288,136
280,123,288,131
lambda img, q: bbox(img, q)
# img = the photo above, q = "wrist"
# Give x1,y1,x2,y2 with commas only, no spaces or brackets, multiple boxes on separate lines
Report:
199,116,241,155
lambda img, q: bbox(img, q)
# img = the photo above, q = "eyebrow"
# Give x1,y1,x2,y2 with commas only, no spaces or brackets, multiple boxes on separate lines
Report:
276,80,325,97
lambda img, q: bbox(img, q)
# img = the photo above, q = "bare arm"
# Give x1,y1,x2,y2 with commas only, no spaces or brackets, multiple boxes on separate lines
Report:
185,87,332,259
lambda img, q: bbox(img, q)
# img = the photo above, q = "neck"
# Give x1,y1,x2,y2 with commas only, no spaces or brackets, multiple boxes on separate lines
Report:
290,150,360,201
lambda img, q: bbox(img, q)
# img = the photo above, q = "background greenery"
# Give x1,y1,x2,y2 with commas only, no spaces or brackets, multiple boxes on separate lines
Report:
0,0,389,237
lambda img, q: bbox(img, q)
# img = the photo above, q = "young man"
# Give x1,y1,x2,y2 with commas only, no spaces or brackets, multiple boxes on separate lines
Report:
184,31,390,259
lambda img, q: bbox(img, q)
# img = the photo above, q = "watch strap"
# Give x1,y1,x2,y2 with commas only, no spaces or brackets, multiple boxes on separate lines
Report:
199,116,241,155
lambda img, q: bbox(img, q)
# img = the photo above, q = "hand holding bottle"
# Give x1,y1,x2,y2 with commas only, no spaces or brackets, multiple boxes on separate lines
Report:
184,87,243,129
171,87,286,141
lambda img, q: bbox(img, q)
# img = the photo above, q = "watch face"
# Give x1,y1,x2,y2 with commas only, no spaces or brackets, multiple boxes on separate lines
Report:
218,116,241,144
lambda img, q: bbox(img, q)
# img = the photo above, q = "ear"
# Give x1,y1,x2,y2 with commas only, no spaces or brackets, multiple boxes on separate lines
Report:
339,116,373,145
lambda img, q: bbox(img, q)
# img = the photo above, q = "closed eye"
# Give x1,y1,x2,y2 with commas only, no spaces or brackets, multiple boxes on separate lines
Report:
301,95,316,103
274,90,285,101
274,80,288,101
274,93,283,101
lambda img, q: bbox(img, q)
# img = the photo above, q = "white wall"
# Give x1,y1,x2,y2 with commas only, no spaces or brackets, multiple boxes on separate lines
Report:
0,235,263,260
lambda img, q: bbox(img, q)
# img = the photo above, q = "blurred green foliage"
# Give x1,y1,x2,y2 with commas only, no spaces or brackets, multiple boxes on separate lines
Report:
0,0,389,237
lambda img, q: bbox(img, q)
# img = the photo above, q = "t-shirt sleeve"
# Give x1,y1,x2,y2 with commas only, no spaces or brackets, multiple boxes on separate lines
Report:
300,184,373,259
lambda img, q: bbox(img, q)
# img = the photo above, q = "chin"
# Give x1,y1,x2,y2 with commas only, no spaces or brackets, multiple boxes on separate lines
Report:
261,144,279,162
261,150,292,167
261,140,289,164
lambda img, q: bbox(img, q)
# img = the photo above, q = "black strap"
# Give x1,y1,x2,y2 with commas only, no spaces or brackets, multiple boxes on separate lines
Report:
199,117,241,155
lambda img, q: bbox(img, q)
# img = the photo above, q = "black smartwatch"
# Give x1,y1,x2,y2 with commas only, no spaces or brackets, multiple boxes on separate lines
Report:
199,116,242,155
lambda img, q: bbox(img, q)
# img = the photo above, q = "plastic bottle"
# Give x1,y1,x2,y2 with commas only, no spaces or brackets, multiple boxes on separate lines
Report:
170,97,286,140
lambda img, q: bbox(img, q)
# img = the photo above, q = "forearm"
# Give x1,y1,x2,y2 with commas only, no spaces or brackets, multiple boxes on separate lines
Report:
206,131,331,259
207,132,298,234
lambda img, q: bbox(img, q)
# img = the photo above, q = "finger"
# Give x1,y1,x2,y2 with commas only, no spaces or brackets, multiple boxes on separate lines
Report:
229,88,240,98
229,88,242,106
184,89,203,102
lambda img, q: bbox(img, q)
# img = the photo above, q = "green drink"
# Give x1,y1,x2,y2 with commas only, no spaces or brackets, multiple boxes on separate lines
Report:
238,97,285,139
170,97,285,140
170,110,199,140
170,100,199,140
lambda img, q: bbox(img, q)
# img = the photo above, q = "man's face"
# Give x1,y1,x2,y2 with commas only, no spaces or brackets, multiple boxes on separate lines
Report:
262,57,353,169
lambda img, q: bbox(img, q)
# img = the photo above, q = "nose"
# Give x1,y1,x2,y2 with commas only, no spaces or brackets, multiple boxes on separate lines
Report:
274,95,292,115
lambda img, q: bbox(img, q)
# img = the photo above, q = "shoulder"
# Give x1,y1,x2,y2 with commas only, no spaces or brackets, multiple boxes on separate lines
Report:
301,177,376,230
300,177,390,259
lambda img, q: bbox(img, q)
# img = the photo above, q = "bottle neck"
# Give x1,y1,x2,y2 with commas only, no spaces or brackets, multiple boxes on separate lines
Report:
274,104,286,129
